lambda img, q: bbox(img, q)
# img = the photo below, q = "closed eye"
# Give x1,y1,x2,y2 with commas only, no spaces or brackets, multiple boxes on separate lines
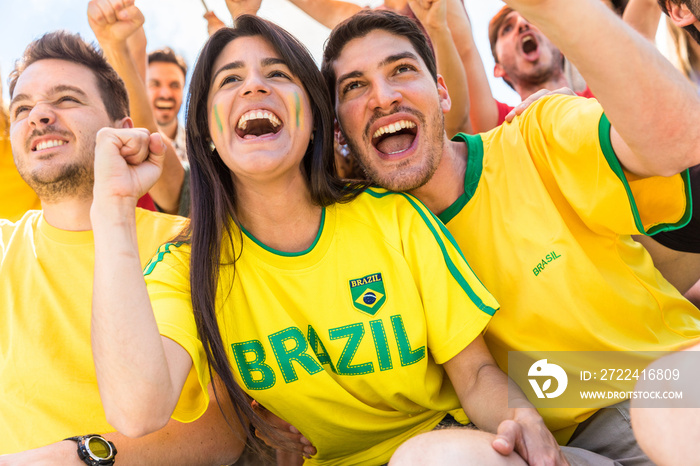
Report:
57,95,81,104
12,105,31,119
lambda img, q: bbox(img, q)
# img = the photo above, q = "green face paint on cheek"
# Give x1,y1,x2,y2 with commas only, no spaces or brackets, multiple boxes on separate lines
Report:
294,92,301,130
213,104,223,134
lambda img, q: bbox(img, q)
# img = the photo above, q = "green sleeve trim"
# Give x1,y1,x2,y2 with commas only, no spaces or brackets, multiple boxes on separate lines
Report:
365,188,498,316
598,114,692,235
143,241,186,276
438,133,485,225
240,207,325,256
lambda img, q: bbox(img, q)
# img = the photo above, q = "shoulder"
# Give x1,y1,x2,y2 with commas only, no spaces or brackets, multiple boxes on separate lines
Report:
344,187,434,220
135,208,189,257
136,208,188,237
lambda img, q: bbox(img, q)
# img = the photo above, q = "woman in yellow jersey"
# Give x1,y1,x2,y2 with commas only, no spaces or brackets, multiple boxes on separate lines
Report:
90,14,564,465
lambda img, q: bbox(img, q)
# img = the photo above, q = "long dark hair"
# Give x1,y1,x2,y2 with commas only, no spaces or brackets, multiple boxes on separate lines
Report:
184,15,366,451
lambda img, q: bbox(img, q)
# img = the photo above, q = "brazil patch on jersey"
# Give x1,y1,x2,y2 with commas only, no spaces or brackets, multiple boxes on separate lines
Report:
349,273,386,316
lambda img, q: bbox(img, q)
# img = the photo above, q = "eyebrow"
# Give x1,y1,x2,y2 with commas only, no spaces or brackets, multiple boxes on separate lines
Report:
336,52,419,88
210,57,289,86
10,85,87,109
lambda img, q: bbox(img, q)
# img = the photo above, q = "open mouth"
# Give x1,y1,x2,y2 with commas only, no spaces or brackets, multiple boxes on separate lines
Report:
235,109,283,139
371,120,417,155
32,139,67,152
521,35,538,57
154,99,176,110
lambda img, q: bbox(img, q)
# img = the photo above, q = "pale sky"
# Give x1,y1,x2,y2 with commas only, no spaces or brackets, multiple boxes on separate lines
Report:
0,0,519,114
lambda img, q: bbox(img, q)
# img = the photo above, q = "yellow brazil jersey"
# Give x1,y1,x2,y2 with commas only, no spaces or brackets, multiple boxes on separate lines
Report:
0,209,186,454
0,132,41,221
144,188,498,465
441,95,699,443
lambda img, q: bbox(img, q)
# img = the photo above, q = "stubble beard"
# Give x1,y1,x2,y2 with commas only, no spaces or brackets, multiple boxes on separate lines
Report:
14,129,95,203
344,107,444,193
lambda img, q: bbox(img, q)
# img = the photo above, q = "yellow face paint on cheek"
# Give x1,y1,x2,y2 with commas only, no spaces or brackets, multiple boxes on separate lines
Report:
286,91,304,133
213,104,224,134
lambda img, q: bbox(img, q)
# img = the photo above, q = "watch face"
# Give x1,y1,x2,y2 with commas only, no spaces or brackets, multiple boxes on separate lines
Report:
86,436,113,459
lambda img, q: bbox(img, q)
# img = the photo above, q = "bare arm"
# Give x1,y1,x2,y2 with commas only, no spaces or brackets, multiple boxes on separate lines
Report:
631,344,700,465
633,235,700,293
88,0,185,214
450,0,501,132
409,0,471,136
443,336,566,464
0,385,245,465
502,0,700,177
90,126,189,436
224,0,263,19
622,0,662,42
286,0,363,29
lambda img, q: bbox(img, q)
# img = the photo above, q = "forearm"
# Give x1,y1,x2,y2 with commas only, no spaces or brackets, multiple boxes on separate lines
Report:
447,0,500,132
622,0,662,42
99,39,185,213
504,0,700,176
90,199,181,437
104,384,246,465
425,23,471,136
461,363,539,433
287,0,362,29
126,26,147,82
2,387,245,465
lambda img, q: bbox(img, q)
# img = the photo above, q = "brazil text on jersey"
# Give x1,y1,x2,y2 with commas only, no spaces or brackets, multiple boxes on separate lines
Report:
532,251,561,277
231,315,426,389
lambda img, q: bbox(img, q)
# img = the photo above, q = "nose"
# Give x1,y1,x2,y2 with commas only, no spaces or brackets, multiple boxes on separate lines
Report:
239,71,270,97
368,79,402,112
28,102,55,128
517,17,531,33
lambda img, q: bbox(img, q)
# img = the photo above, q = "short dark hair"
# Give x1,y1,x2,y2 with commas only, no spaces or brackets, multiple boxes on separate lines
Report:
488,6,513,63
321,9,437,99
8,31,129,121
148,47,188,79
659,0,700,44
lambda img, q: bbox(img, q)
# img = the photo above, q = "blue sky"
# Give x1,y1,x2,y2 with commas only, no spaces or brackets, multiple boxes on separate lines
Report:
0,0,519,115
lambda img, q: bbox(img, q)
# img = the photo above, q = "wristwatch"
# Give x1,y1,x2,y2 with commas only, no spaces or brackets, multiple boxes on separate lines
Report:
65,434,117,466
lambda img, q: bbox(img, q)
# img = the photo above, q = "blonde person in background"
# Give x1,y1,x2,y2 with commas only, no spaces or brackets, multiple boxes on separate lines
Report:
0,72,41,221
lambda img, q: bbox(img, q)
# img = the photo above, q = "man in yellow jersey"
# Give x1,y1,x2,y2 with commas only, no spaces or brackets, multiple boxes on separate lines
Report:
321,0,700,463
0,31,244,464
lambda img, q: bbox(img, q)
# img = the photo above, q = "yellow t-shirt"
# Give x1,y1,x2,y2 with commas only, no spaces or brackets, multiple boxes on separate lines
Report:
441,95,699,443
145,188,498,465
0,133,41,221
0,209,186,454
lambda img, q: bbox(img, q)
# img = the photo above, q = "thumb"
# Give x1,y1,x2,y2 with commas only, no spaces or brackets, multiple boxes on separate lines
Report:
493,420,519,456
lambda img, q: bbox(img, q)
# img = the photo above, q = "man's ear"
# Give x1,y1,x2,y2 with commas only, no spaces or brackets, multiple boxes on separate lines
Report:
436,75,452,114
334,118,348,145
494,63,507,79
116,117,134,129
667,1,699,27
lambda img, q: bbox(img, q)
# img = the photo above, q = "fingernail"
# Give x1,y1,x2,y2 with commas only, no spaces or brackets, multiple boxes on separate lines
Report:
494,438,508,449
289,426,300,434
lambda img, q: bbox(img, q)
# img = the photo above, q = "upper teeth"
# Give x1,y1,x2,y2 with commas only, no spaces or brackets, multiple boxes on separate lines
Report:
237,110,281,130
523,36,534,44
34,140,66,151
372,120,416,139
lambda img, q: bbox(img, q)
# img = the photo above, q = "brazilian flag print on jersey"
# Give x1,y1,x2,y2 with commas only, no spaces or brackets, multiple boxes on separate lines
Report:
349,273,386,316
